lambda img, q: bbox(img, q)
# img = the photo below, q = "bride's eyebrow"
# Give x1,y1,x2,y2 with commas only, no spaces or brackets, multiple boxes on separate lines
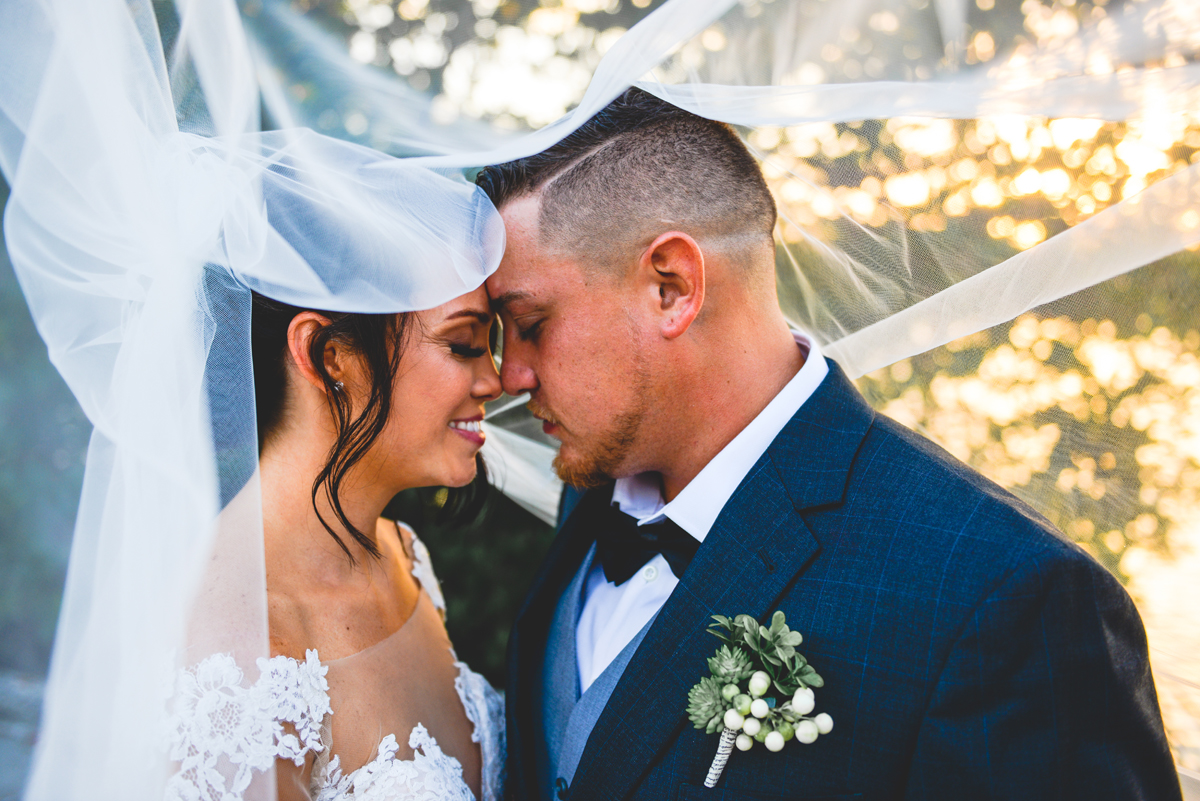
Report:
442,310,492,324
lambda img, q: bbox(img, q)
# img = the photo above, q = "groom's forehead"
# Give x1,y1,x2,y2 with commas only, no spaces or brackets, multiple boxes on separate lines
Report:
488,289,534,313
489,199,581,304
498,194,543,244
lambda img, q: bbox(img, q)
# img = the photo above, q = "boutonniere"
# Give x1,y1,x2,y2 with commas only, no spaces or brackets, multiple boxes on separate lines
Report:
685,611,832,788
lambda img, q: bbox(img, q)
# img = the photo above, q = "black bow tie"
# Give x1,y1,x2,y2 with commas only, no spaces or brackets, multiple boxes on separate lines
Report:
593,502,699,586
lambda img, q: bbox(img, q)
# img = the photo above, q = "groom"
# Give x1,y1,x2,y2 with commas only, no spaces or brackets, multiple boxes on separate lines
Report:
478,89,1181,800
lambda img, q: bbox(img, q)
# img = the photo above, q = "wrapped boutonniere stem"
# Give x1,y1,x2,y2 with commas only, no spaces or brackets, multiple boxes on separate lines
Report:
685,611,832,788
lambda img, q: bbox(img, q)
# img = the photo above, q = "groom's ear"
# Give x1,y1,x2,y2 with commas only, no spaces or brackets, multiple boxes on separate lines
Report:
640,231,704,340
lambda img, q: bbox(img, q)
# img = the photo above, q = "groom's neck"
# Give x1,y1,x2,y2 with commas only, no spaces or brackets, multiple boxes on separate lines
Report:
652,313,804,502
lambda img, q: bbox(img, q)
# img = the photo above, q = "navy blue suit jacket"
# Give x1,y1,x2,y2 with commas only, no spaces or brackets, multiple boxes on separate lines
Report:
505,361,1180,800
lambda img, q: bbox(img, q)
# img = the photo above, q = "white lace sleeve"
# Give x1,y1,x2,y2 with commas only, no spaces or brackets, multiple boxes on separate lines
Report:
400,522,507,801
167,525,506,801
454,664,507,801
397,522,446,616
165,650,331,801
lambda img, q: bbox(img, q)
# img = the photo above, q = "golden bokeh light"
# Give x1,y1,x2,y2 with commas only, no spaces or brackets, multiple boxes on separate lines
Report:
315,0,1200,770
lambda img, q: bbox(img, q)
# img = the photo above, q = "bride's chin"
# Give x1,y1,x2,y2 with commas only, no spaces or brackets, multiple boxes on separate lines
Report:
442,461,478,489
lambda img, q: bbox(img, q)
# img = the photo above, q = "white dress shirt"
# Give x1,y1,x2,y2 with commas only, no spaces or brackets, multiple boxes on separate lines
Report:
575,332,829,692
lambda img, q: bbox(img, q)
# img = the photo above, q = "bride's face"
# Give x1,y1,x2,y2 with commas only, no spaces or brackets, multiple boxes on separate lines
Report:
366,286,501,491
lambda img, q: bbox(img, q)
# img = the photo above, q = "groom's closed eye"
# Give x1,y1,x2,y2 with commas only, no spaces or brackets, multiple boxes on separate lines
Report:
492,299,548,344
513,315,545,342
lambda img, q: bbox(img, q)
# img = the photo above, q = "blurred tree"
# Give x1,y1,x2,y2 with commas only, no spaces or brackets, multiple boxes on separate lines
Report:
385,485,555,685
0,178,90,677
856,254,1200,582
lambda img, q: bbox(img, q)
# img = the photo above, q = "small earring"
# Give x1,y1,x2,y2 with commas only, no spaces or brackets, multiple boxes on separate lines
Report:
334,381,344,392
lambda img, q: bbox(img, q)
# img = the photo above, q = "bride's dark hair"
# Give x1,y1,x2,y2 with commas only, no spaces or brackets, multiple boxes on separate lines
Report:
250,291,485,562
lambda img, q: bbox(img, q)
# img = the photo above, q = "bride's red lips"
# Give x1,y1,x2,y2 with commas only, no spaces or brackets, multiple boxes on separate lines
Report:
449,414,485,446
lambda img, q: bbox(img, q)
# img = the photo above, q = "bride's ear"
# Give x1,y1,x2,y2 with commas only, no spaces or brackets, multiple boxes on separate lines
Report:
641,231,704,340
285,312,343,393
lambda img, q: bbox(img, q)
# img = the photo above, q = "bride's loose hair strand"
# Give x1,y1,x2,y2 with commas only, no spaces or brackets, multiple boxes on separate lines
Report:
307,312,409,563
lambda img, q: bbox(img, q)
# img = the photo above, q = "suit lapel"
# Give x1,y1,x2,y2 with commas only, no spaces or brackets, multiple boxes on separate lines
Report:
567,361,875,800
507,485,612,800
765,362,879,513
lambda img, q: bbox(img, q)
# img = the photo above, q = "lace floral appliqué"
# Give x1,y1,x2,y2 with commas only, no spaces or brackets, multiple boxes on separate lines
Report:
454,664,506,801
313,724,473,801
166,527,505,801
165,650,331,801
405,525,446,615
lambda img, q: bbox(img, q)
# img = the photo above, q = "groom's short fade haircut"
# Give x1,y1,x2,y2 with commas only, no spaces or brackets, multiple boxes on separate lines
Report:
475,87,776,274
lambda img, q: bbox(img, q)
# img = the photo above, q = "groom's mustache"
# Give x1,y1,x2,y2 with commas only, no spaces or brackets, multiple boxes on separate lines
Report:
526,396,561,427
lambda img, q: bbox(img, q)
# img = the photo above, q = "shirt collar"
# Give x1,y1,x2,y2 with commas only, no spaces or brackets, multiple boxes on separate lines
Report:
611,331,828,542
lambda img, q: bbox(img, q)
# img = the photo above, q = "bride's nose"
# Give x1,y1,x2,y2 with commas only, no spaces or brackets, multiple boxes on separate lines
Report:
472,351,502,401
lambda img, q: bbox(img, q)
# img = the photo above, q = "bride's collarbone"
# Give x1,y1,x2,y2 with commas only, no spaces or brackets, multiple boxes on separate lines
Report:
267,525,422,662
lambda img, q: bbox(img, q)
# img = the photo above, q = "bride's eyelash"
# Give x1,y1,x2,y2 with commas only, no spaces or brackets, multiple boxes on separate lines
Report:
450,343,487,358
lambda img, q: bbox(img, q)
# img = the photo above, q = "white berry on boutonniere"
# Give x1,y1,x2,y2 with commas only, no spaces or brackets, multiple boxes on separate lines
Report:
685,611,831,788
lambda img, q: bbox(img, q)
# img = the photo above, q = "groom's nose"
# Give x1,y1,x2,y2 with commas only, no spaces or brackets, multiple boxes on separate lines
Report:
499,356,537,397
499,334,538,396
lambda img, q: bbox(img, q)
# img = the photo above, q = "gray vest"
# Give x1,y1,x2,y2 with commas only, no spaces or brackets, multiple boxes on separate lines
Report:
537,545,654,801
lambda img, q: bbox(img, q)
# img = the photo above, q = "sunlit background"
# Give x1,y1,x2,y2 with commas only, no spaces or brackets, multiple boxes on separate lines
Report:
2,0,1199,795
265,0,1200,774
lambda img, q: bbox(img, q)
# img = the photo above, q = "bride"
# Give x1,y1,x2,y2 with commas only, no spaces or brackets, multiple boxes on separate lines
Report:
3,3,513,798
243,288,505,799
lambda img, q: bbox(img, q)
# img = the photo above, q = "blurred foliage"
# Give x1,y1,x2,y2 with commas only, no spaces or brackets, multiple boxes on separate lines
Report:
0,180,89,677
264,0,668,139
757,115,1200,262
856,254,1200,583
385,485,555,685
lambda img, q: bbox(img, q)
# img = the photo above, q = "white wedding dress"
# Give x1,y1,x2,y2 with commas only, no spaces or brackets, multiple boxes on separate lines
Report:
165,525,506,801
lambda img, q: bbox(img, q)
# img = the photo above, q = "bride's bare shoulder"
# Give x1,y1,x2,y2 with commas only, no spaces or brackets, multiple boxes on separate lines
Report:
267,589,310,660
377,516,416,565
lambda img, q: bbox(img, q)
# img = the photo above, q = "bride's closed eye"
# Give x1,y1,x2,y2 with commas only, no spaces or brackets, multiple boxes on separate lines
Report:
449,342,487,359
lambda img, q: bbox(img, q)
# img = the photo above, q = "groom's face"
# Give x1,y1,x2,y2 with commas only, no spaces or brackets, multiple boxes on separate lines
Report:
486,196,651,487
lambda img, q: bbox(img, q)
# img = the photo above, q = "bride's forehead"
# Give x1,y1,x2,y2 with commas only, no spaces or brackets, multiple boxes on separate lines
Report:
420,286,493,325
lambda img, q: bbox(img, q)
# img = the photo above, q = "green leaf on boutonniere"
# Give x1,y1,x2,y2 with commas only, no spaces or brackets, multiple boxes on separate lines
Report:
798,664,824,688
703,611,826,695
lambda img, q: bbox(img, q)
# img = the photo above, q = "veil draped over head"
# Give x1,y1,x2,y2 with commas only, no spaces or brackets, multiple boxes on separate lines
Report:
2,0,1199,797
1,1,504,797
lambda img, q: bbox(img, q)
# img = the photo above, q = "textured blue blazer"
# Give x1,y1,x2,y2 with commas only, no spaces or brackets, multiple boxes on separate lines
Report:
505,360,1180,800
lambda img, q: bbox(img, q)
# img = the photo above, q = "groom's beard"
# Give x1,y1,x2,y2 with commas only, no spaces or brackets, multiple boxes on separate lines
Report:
529,363,650,489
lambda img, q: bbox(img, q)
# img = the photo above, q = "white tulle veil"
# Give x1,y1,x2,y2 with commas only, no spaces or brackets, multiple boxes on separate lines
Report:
1,1,505,797
2,0,1198,796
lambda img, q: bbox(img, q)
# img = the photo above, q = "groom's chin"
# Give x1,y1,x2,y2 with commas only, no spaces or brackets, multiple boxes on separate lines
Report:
552,450,613,489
